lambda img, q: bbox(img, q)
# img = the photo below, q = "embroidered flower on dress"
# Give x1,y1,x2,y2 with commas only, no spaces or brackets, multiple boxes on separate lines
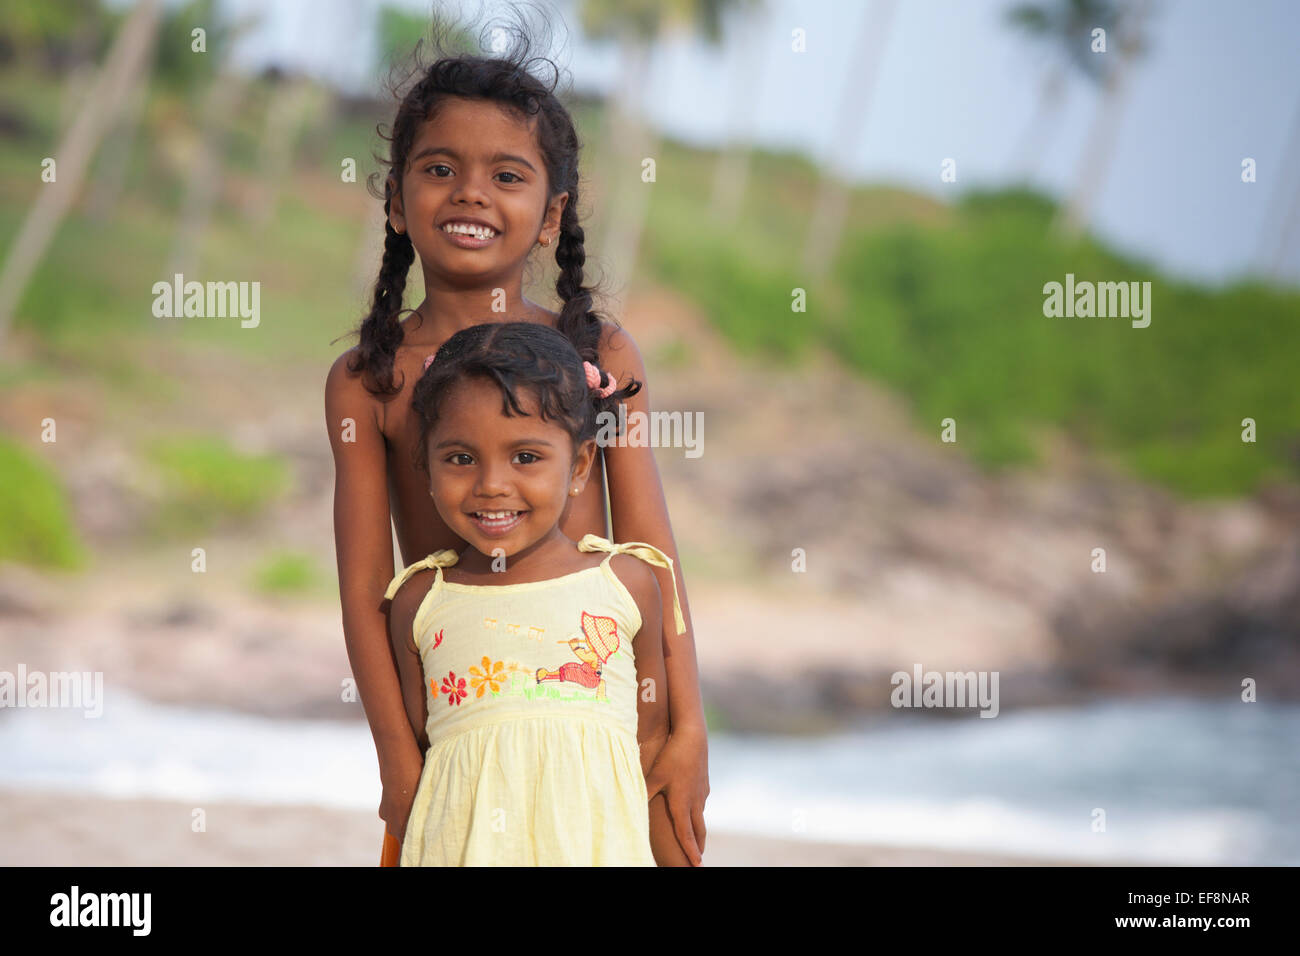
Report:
441,671,467,705
469,656,506,697
432,628,444,650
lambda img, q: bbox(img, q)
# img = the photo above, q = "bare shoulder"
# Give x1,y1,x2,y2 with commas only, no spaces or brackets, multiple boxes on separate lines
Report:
387,566,440,647
325,346,368,408
325,346,365,399
325,346,383,434
606,551,661,614
598,322,646,376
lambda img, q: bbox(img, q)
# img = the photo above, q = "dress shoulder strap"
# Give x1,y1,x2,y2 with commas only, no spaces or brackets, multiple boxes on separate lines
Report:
381,549,461,607
577,534,686,635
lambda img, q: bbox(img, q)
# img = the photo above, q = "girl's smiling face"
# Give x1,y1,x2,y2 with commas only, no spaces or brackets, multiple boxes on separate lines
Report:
427,375,595,558
389,96,568,282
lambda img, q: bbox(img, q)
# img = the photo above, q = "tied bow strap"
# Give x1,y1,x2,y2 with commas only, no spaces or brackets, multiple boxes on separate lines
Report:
577,534,686,635
381,549,461,608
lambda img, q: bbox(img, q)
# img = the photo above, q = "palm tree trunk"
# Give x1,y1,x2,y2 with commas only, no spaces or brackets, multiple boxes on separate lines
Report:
0,0,162,346
707,6,766,224
1267,175,1300,282
87,34,158,222
1009,63,1065,182
168,67,251,278
245,76,318,227
1053,0,1150,240
1255,93,1300,280
597,28,654,305
801,0,898,279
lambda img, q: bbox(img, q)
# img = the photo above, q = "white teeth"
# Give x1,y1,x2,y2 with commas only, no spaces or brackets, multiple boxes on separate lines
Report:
476,511,518,520
443,222,497,239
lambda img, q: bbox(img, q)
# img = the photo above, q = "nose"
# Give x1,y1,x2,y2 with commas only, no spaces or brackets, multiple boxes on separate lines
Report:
450,168,491,208
473,457,513,498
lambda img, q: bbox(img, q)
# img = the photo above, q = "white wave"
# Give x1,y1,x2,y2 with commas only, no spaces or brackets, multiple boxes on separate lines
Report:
0,689,1293,864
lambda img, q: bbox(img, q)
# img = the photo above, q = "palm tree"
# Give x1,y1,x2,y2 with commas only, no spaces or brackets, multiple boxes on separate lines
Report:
167,13,261,278
1005,57,1067,181
579,0,739,300
1054,0,1152,239
1006,0,1152,240
87,34,158,222
1255,94,1300,282
167,63,252,278
801,0,898,280
706,0,767,225
0,0,163,348
243,74,320,228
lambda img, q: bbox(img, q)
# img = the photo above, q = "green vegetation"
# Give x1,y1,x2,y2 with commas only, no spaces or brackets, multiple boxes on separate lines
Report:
0,435,86,569
831,191,1300,495
643,172,1300,498
144,435,289,536
251,549,326,596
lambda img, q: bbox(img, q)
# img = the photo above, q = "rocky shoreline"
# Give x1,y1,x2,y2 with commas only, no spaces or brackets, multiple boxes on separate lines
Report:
2,522,1293,736
2,287,1297,734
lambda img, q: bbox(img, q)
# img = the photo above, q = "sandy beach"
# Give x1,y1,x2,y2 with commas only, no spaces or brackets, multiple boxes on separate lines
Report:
0,788,1093,867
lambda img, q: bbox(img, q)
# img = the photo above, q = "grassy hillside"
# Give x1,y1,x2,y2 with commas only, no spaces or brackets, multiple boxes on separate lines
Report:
642,152,1300,497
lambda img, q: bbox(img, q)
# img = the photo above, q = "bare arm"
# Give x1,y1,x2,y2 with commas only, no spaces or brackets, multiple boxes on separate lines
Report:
388,570,432,754
325,351,425,837
609,554,691,867
600,325,709,866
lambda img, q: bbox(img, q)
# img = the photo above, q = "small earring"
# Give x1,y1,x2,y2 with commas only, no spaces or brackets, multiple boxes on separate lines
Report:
571,487,578,495
539,236,551,247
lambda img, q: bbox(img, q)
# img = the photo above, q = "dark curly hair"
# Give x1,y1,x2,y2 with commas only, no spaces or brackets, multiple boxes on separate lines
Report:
342,3,613,397
411,321,641,475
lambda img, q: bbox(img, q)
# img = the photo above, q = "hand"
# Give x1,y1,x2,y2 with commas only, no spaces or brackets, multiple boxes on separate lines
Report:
643,728,709,866
378,737,425,843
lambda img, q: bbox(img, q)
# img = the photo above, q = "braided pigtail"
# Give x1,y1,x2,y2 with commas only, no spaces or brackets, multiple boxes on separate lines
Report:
553,195,640,429
552,185,607,366
348,187,415,395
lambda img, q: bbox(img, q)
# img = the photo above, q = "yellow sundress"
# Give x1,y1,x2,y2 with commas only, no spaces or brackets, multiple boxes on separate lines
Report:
382,534,686,866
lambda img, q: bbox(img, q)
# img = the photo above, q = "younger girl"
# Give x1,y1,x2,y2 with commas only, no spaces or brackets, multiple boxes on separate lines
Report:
327,21,708,866
383,321,686,865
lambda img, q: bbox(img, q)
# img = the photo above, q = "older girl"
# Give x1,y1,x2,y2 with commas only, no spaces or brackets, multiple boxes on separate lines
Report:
326,27,707,864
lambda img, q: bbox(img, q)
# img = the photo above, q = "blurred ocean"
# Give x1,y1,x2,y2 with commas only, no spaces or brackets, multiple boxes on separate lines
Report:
1,691,1294,865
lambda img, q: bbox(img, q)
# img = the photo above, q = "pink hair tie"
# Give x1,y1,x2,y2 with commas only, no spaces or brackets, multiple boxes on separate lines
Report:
423,353,435,371
583,361,616,398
